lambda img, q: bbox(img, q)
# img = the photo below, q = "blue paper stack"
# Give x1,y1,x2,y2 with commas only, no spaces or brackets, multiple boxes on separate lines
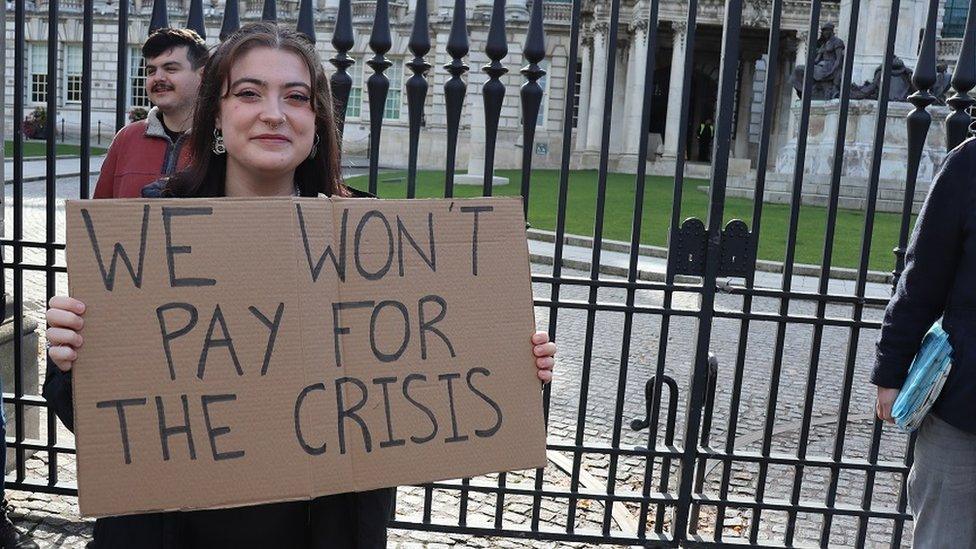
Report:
892,322,953,432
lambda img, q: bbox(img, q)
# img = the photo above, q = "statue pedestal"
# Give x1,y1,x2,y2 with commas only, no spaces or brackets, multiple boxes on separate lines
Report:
727,100,949,213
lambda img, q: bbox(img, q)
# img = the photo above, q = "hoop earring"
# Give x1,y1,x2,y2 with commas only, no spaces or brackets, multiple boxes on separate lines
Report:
309,134,320,159
212,128,226,155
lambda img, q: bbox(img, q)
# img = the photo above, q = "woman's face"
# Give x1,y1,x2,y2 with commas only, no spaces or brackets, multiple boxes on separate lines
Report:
216,47,316,181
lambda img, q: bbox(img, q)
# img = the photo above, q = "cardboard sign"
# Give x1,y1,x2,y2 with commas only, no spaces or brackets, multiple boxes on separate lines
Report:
65,196,546,518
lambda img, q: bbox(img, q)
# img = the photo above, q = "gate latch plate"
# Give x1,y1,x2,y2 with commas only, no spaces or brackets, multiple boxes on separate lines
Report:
669,218,707,277
669,218,755,278
718,219,754,278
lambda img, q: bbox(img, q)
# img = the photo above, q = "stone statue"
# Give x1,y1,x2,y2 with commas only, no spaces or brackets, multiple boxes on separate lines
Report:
849,56,916,102
791,23,846,100
933,62,953,105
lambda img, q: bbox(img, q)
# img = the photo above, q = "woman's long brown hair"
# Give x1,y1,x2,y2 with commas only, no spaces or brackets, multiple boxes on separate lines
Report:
166,22,348,198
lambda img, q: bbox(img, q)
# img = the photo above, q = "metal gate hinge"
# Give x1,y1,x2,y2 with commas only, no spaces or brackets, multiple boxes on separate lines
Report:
668,218,755,278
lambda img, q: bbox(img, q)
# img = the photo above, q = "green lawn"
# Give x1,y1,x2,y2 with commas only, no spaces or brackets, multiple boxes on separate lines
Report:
4,140,107,158
347,169,914,273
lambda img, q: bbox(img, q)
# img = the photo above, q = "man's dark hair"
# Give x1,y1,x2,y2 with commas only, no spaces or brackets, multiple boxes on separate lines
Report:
142,28,209,69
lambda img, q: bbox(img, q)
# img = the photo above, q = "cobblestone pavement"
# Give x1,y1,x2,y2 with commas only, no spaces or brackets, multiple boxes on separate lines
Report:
3,176,912,547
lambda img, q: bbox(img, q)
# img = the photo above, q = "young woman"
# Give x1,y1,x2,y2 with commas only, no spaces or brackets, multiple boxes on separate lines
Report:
44,22,556,548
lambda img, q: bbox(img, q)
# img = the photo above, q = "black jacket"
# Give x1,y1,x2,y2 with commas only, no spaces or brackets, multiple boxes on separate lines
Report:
873,138,976,434
42,181,391,549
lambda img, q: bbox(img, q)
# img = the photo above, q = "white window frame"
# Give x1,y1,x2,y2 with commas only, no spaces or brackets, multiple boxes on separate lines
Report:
64,44,84,104
355,57,407,122
27,42,49,105
128,46,151,109
345,58,364,120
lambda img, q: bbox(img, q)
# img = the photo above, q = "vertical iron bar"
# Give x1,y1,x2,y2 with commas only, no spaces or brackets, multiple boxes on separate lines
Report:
80,0,93,197
220,0,241,41
149,0,169,34
187,0,206,39
854,0,938,543
672,0,741,539
747,0,821,542
405,0,431,200
945,0,976,150
406,7,434,512
480,0,508,198
366,0,393,194
297,0,315,41
600,3,660,538
713,0,782,540
484,0,512,525
12,0,25,489
517,0,545,218
530,0,583,531
820,0,901,541
365,0,392,195
854,420,885,547
639,10,700,541
892,0,938,290
262,0,277,21
39,0,60,486
115,0,130,131
442,0,469,198
889,435,916,547
564,0,622,532
783,0,864,542
329,0,355,136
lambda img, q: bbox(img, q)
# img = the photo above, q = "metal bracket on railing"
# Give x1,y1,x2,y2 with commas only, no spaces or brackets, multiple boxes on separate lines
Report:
631,372,681,531
631,374,679,438
719,220,753,277
669,218,755,278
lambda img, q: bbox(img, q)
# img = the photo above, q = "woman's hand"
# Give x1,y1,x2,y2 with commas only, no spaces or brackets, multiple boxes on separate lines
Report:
45,296,87,373
532,332,556,384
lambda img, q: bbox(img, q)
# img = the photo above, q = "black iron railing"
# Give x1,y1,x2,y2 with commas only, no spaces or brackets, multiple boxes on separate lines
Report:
4,0,976,545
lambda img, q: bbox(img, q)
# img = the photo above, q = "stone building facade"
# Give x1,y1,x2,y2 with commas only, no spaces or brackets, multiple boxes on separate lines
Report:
1,0,960,182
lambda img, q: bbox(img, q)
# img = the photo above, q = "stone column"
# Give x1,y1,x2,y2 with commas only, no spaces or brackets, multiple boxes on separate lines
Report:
734,56,756,159
574,34,593,151
787,30,808,141
623,19,649,156
771,34,798,171
839,0,926,84
585,23,609,152
661,21,687,159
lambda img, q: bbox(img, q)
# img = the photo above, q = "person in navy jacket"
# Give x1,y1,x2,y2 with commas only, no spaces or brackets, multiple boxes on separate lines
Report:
874,138,976,547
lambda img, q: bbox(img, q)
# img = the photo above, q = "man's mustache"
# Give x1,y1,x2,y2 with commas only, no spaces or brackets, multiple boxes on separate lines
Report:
151,84,174,92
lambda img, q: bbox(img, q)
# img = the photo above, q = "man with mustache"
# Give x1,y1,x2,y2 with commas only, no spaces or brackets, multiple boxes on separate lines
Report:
92,28,208,198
